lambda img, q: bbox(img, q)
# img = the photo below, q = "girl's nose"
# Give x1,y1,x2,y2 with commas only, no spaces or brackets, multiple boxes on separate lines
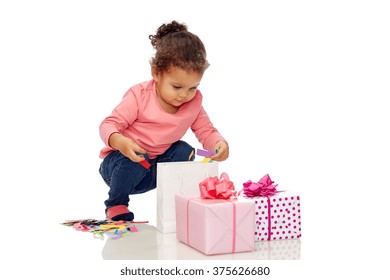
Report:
178,91,189,98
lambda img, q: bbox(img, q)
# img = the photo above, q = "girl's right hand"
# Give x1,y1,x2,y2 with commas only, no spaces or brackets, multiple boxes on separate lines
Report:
108,132,147,162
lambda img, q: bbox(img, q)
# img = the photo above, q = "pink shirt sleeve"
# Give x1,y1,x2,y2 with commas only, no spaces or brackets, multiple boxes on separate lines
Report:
99,89,138,148
191,106,227,152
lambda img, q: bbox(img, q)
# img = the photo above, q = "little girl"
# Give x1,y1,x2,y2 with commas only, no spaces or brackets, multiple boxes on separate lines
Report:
99,20,229,221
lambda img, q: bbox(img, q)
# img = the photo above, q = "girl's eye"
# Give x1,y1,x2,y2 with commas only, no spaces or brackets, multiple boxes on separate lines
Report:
173,85,181,89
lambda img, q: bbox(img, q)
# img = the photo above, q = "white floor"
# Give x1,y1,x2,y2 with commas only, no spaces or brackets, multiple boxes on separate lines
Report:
61,223,301,260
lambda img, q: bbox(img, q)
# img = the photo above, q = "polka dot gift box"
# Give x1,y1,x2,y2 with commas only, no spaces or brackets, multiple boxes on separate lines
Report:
242,174,302,241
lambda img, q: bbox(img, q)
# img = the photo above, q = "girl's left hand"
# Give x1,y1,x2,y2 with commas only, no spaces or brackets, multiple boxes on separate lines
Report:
210,141,229,162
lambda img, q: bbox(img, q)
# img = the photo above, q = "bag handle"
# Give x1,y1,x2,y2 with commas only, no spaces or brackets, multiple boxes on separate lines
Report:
177,168,210,194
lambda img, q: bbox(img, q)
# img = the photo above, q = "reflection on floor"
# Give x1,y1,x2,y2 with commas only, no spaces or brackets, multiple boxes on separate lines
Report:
101,224,301,260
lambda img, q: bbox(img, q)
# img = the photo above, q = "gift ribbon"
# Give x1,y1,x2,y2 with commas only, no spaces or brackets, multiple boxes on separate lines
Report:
185,198,237,254
267,196,271,241
199,172,239,199
242,174,279,197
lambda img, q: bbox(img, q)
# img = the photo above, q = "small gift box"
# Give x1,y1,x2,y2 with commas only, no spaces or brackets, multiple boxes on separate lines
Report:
242,174,302,241
175,173,255,255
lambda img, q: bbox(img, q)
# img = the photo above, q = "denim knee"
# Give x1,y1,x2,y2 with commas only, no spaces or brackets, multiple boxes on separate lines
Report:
99,150,151,190
102,151,156,208
99,151,119,186
158,140,195,162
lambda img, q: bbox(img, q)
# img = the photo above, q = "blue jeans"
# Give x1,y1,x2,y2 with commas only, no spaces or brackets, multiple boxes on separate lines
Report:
99,140,195,210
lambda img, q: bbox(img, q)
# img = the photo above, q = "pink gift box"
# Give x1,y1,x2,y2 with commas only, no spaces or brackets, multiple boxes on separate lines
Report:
245,192,302,241
175,195,255,255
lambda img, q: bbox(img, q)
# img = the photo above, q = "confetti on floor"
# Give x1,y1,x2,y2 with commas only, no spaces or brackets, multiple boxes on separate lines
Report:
61,219,139,240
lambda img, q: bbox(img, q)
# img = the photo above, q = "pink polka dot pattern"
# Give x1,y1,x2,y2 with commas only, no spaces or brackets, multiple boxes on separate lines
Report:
252,193,301,241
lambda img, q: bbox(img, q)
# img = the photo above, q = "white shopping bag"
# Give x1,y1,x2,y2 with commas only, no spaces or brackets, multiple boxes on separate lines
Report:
156,161,218,233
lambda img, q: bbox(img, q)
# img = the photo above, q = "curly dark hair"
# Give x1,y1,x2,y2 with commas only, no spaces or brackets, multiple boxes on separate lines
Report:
149,20,209,74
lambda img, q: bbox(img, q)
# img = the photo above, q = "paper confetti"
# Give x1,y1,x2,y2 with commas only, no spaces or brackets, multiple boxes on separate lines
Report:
196,148,214,163
61,219,141,240
196,149,214,157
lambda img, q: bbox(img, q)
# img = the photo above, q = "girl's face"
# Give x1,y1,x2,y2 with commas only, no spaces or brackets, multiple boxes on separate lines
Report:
153,66,203,113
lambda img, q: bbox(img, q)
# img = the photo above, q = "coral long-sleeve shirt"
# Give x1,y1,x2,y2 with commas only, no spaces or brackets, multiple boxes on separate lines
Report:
99,80,226,159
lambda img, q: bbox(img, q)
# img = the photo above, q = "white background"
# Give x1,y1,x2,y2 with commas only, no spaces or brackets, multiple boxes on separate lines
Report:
1,0,389,279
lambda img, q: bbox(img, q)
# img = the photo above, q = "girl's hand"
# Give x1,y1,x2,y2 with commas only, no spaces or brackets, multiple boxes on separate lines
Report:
108,132,147,162
210,141,229,162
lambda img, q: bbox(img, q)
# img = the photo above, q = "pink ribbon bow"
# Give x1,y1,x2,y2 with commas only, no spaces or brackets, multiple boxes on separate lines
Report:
199,172,238,199
243,174,279,197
